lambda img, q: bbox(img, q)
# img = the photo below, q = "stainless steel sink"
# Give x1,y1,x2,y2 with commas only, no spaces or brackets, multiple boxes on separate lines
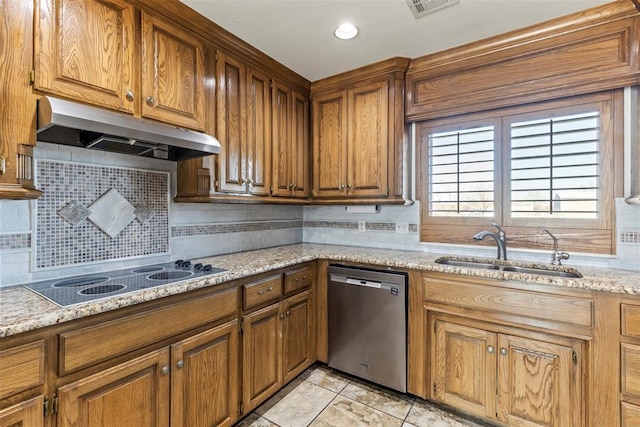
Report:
435,257,582,278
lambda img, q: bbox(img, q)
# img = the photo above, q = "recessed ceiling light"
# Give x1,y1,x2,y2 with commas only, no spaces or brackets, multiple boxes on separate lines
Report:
334,23,358,40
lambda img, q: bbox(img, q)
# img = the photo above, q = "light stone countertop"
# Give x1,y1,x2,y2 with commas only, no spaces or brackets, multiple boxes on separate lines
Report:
2,243,639,338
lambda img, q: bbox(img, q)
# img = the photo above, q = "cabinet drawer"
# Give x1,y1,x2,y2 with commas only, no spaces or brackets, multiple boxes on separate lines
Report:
0,341,45,400
284,266,313,294
622,304,640,338
243,275,282,309
622,402,640,426
424,277,593,327
59,288,237,375
622,343,640,398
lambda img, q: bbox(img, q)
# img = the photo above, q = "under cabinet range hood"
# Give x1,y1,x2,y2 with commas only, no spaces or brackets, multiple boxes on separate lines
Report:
37,96,220,161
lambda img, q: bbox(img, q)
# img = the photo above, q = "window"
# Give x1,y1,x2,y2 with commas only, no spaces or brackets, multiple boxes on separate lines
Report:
418,92,622,254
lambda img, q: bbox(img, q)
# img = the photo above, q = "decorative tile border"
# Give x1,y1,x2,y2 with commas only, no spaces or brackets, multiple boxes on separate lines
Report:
620,231,640,244
0,233,31,251
36,161,170,269
172,220,303,237
304,220,419,233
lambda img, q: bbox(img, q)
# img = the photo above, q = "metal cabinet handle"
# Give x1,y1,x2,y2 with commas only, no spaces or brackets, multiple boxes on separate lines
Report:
280,314,284,320
258,290,264,295
487,346,495,354
500,348,507,356
267,286,273,292
176,360,184,369
339,184,345,190
126,90,134,101
161,366,170,375
146,96,155,106
286,310,290,316
347,184,352,189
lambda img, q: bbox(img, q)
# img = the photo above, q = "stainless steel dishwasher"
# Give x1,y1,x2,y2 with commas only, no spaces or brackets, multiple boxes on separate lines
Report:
328,264,407,392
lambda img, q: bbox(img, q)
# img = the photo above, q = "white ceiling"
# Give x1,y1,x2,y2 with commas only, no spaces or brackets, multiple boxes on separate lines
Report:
179,0,613,82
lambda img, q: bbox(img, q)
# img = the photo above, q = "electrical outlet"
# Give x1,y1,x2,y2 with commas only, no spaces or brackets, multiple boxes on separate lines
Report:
396,221,409,234
358,221,366,232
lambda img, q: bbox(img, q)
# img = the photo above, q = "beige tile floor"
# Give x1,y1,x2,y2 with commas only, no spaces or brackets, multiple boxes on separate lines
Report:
234,364,492,427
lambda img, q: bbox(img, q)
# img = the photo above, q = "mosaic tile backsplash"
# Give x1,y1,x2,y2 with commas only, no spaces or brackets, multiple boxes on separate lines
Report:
0,233,31,250
172,220,303,237
36,161,169,268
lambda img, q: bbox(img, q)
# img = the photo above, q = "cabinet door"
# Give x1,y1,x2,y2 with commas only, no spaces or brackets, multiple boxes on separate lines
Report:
347,80,389,198
246,67,272,196
57,349,170,427
432,318,497,420
283,290,315,383
1,0,40,199
271,81,292,197
242,304,282,413
0,396,43,427
311,90,348,198
171,320,240,427
141,12,206,130
291,90,310,198
35,0,136,114
497,334,582,427
216,50,247,193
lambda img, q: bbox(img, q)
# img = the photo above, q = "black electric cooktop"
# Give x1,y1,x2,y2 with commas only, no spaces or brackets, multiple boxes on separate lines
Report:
24,260,226,307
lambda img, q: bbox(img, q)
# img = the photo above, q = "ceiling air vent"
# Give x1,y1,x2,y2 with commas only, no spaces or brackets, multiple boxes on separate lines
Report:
406,0,460,19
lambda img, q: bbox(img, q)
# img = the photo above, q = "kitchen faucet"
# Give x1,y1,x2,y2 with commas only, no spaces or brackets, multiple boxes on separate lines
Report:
473,223,508,260
540,229,570,265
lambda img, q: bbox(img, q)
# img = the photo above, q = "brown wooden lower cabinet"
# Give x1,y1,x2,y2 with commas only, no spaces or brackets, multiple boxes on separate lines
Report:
56,320,239,427
242,289,315,413
57,348,170,427
430,314,583,427
0,395,44,427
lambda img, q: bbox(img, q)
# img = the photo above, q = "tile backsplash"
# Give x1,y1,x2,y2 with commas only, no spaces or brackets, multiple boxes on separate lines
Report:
0,143,304,286
1,140,638,287
35,160,170,268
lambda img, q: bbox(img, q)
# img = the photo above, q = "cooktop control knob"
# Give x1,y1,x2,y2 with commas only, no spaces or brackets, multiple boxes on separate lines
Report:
180,261,191,270
175,259,184,267
203,264,213,272
194,263,204,271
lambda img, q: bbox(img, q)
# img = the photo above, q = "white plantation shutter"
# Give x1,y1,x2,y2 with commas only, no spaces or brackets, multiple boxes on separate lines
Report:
509,112,600,219
427,126,495,217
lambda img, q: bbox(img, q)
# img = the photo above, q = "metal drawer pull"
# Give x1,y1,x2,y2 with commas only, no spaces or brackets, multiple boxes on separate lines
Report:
500,348,507,356
487,346,495,354
267,286,273,292
177,360,184,369
258,290,264,295
161,366,170,375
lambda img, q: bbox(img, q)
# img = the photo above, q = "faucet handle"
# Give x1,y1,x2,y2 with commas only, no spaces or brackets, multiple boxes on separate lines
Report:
492,223,505,235
553,251,570,265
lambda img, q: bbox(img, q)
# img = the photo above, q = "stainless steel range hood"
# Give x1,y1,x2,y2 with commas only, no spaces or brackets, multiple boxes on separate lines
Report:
37,96,220,161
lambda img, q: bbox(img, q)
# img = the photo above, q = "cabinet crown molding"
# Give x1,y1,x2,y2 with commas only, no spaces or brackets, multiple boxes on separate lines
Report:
310,57,410,94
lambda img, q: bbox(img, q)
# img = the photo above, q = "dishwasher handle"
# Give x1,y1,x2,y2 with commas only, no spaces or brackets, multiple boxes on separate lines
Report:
330,274,393,290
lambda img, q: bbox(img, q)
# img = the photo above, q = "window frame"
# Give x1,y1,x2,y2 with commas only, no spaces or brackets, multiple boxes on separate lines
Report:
417,90,623,255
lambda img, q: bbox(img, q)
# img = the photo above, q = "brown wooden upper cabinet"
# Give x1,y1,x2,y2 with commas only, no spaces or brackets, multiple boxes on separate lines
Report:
35,0,137,114
271,80,310,199
215,50,271,196
1,0,40,200
140,12,206,131
35,0,206,131
310,57,410,203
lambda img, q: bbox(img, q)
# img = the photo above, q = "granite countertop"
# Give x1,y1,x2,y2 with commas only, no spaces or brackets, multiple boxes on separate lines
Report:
2,243,639,338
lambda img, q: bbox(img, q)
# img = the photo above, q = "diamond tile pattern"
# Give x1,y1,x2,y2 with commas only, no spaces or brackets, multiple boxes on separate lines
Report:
36,161,169,268
88,189,136,238
57,200,91,226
